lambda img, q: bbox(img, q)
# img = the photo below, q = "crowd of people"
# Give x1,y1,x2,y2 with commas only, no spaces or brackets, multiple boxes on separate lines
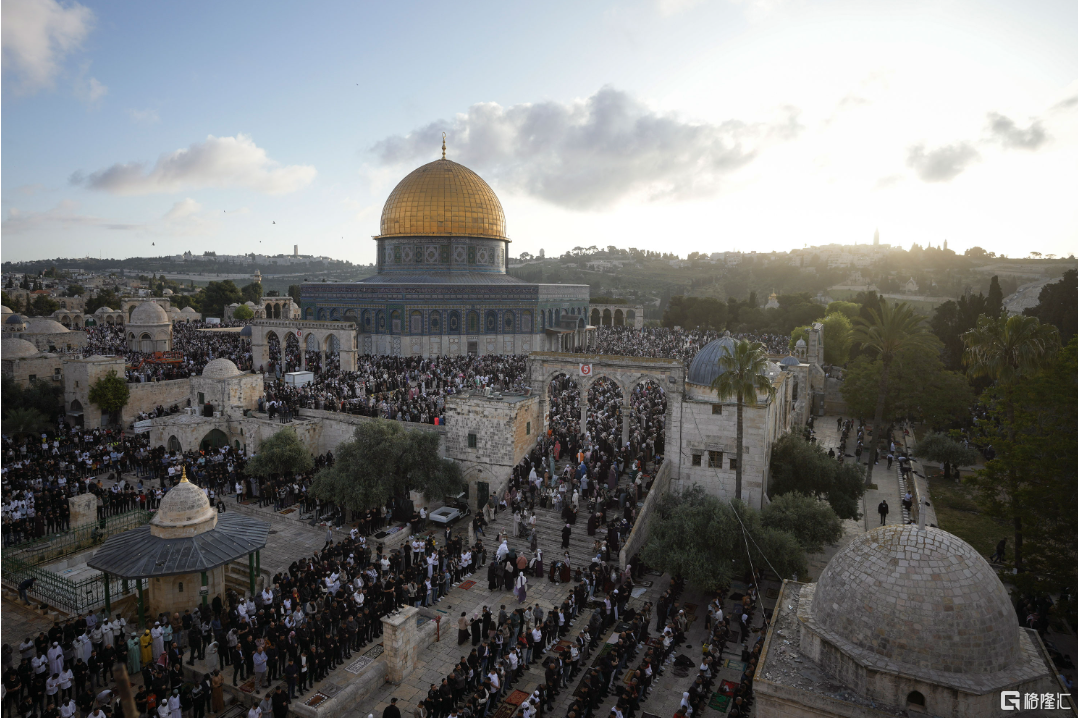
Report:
585,326,791,363
82,322,251,383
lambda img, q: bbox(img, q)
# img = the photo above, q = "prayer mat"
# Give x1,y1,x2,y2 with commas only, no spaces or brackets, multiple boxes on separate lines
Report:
459,580,477,590
553,640,573,653
671,665,690,678
238,678,257,693
489,700,518,718
642,712,661,718
728,592,744,603
723,660,746,673
708,692,730,713
320,683,343,698
278,508,296,515
345,656,373,674
506,691,530,706
765,587,779,600
718,680,738,696
646,569,664,577
364,643,385,658
631,587,647,598
637,580,654,588
726,630,740,645
303,694,328,707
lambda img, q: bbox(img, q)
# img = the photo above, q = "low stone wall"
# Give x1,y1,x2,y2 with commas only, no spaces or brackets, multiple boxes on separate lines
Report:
297,408,447,457
618,459,672,570
124,379,191,425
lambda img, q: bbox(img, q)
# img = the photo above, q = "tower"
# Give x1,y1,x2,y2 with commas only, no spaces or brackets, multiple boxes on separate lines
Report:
873,228,879,246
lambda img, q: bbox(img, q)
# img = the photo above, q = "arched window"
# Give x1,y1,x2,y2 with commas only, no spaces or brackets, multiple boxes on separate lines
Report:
330,307,340,321
361,310,372,331
504,311,514,332
448,310,460,334
390,310,401,333
906,691,925,711
430,311,442,333
410,311,423,334
467,311,479,334
139,333,153,353
305,307,314,320
485,310,497,333
376,310,386,333
520,311,532,333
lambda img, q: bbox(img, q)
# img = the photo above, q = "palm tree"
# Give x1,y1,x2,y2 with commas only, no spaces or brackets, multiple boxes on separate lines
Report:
851,300,940,487
963,313,1059,570
3,407,48,440
711,339,775,501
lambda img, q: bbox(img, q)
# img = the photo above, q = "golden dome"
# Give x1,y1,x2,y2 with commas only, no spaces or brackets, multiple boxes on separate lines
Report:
379,159,507,239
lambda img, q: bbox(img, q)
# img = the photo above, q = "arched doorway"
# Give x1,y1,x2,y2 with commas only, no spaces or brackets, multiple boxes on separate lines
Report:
625,309,636,326
200,429,229,451
285,332,300,372
614,309,624,327
628,379,668,463
167,435,182,453
547,373,581,439
266,331,281,373
602,309,612,326
587,376,624,455
591,308,601,326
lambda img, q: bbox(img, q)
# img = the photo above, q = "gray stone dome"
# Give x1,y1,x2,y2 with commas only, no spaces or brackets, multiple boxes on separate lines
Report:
1,305,11,315
150,470,217,538
94,306,115,314
202,358,242,379
2,337,41,358
5,313,27,325
795,337,807,348
181,306,198,314
812,524,1019,674
686,331,737,386
779,355,800,366
130,301,170,325
25,318,69,334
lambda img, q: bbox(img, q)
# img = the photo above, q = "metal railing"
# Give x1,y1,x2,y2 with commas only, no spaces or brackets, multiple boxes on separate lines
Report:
2,557,146,615
8,509,152,566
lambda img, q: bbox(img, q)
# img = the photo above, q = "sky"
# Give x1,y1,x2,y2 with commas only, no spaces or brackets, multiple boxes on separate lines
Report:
2,0,1077,265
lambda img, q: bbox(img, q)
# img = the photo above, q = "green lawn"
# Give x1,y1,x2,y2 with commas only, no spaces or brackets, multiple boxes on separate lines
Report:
928,477,1011,559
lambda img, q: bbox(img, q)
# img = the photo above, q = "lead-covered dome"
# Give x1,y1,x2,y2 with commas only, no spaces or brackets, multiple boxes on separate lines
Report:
130,302,170,325
812,524,1019,674
25,318,69,334
150,471,217,538
686,331,737,386
202,358,242,379
379,158,507,239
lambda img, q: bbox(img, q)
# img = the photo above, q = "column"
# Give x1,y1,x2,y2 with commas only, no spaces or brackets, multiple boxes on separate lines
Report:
103,573,111,615
621,406,630,449
580,402,588,433
300,343,306,371
256,550,261,576
248,553,256,595
200,571,208,606
381,606,420,683
136,580,145,631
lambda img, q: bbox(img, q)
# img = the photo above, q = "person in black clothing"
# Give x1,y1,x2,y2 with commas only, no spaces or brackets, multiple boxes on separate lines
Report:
271,687,290,718
383,697,402,718
877,500,888,525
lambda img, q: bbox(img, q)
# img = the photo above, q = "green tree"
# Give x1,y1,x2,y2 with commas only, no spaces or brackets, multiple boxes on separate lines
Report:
986,275,1004,317
913,432,980,478
232,304,255,321
767,434,864,520
661,296,727,330
86,289,122,313
310,420,463,511
820,312,852,364
851,300,940,486
640,486,806,591
246,428,314,478
65,284,85,297
2,407,48,439
200,281,243,318
842,350,973,431
241,282,263,304
710,339,775,500
30,295,59,316
287,285,302,303
826,301,861,320
1023,268,1078,343
760,493,844,553
963,313,1060,569
87,370,130,426
930,293,988,370
1,291,16,310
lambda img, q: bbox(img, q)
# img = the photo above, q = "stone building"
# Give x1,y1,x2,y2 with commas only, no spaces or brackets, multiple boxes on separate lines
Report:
675,332,794,509
225,296,296,321
190,358,262,416
300,147,590,356
445,391,543,507
50,309,86,328
64,355,190,429
22,318,86,353
755,525,1064,717
1,337,63,386
126,301,173,352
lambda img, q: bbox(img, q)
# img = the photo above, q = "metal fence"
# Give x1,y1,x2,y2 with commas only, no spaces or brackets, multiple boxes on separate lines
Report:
9,510,152,566
2,557,146,615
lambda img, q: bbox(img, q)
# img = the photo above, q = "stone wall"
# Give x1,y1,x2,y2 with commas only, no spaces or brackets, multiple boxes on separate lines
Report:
147,566,225,618
125,379,192,424
189,373,263,414
618,458,672,569
2,353,63,387
69,494,98,528
297,409,447,457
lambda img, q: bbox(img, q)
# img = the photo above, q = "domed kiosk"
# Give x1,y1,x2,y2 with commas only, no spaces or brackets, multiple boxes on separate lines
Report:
754,524,1062,717
296,141,591,357
88,468,269,627
127,301,172,352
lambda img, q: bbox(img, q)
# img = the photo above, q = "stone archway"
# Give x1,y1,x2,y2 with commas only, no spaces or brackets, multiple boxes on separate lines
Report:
200,429,229,451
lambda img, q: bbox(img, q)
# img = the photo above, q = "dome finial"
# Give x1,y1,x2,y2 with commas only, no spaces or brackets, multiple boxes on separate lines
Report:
180,466,189,483
441,132,446,160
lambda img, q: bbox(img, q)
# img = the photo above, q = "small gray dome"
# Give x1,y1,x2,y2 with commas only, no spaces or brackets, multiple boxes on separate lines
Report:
25,318,69,334
239,325,253,337
779,355,800,366
130,302,170,325
687,331,737,386
795,337,807,347
5,313,27,325
1,305,11,315
202,358,242,379
1,337,40,358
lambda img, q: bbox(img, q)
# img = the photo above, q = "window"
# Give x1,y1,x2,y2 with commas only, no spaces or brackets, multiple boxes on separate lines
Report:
712,404,722,415
708,451,723,468
467,246,476,264
691,454,702,467
178,582,183,592
468,433,477,449
28,375,37,383
729,458,737,470
906,692,925,711
526,422,531,436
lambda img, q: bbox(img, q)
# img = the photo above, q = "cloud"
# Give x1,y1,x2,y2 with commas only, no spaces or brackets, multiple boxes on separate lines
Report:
1052,95,1078,111
2,199,138,233
163,198,201,221
126,108,160,124
73,72,107,107
1,0,94,92
372,87,800,209
985,112,1047,150
906,142,980,183
71,133,317,195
